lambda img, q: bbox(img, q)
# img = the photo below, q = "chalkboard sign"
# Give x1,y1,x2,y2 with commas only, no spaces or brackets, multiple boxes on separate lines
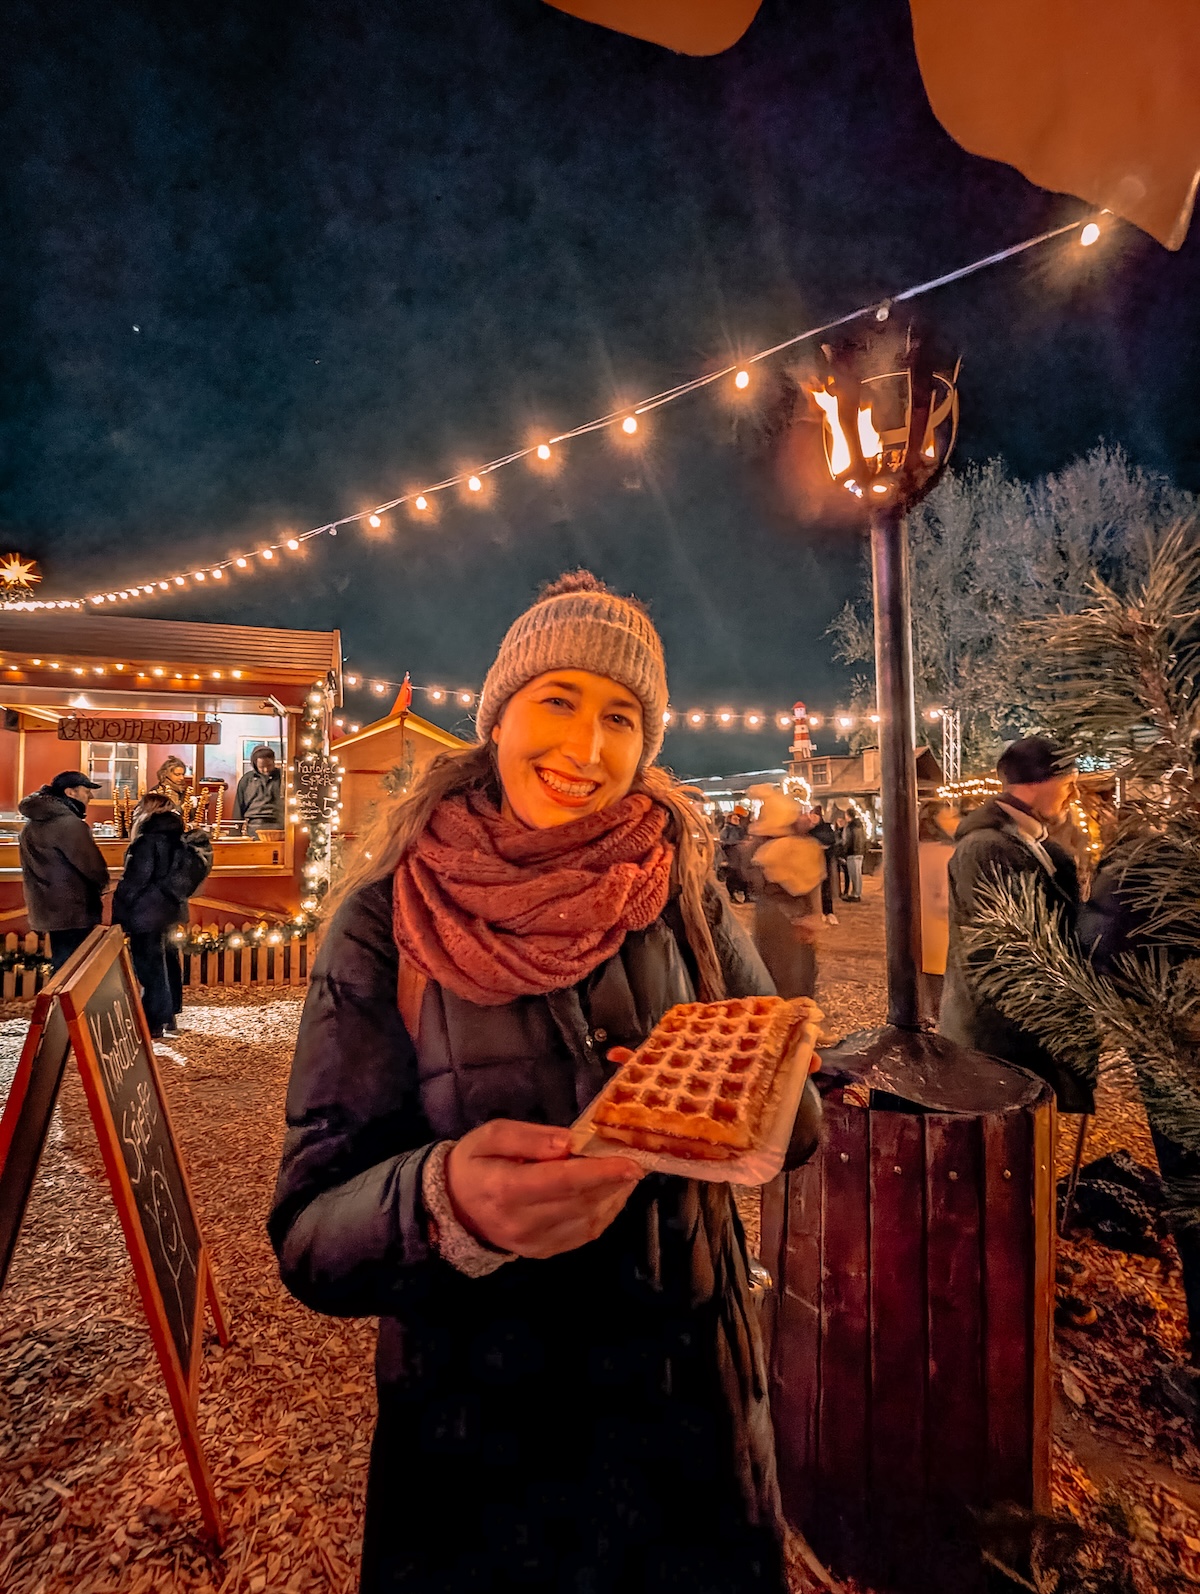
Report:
55,927,228,1542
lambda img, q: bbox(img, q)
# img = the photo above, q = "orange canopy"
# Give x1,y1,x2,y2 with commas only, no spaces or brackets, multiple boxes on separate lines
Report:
544,0,1200,249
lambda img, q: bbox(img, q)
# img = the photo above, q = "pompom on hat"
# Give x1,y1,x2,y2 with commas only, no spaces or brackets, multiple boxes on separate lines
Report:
476,571,669,769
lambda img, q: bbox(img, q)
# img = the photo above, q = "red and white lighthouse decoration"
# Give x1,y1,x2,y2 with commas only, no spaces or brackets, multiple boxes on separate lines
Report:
790,701,814,762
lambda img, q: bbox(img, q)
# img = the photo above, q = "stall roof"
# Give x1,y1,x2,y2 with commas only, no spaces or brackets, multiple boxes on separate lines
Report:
0,613,341,690
336,710,468,758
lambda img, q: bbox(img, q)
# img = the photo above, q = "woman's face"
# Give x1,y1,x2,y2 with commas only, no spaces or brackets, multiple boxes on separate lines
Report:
492,669,644,829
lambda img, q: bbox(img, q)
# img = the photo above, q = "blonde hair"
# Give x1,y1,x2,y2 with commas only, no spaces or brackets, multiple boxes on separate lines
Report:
324,743,725,1001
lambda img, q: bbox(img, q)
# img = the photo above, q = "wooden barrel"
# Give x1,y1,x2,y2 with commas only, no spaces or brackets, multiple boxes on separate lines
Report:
760,1027,1055,1593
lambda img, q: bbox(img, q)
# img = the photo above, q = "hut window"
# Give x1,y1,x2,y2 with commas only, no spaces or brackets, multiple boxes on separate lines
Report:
86,742,143,799
810,760,830,788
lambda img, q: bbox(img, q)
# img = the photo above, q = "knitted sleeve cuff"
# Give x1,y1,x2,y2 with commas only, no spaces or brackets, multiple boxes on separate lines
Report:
420,1140,516,1278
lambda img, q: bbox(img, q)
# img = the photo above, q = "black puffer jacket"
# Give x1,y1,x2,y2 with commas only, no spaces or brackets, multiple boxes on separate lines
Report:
17,789,110,932
940,797,1096,1112
269,877,821,1594
112,811,214,934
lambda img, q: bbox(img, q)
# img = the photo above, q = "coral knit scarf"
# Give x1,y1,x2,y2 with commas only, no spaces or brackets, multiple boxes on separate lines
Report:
392,788,673,1007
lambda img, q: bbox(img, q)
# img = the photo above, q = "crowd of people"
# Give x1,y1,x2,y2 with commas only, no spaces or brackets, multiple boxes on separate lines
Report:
16,762,214,1036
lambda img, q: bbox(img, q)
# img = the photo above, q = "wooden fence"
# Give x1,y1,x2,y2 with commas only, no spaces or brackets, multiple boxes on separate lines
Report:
180,923,312,990
1,925,313,1002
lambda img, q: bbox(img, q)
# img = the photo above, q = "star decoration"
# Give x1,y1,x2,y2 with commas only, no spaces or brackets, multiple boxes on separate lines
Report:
0,554,42,597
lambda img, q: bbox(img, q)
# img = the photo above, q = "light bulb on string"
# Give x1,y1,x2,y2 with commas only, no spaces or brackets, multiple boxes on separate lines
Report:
286,538,300,551
236,557,247,568
1080,221,1101,247
414,495,429,512
467,475,482,493
621,416,638,435
536,443,552,461
734,370,750,390
368,514,382,528
262,549,274,561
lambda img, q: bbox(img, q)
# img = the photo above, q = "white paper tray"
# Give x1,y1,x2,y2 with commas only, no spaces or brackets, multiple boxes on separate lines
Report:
567,1011,822,1186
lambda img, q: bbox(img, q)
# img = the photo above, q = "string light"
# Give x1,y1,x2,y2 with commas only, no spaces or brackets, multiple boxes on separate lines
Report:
368,514,382,528
10,216,1097,610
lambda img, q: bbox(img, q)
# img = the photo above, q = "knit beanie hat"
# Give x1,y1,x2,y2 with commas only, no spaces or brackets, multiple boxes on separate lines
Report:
476,571,669,769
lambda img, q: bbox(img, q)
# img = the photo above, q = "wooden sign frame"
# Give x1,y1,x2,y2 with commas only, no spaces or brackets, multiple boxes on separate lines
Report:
0,936,98,1291
54,927,229,1542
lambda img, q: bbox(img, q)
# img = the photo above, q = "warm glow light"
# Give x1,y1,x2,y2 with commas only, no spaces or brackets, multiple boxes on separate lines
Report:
868,713,881,724
350,723,360,733
1080,222,1100,247
415,495,428,511
368,514,382,528
212,670,222,679
91,596,103,604
808,714,823,727
688,712,704,726
175,576,185,586
153,667,165,676
346,674,358,686
158,582,168,590
927,708,942,720
745,713,762,728
212,569,223,579
458,691,473,706
194,571,206,581
622,416,638,435
236,557,248,568
262,549,274,560
662,710,674,726
286,538,300,550
468,475,482,492
923,442,936,460
373,682,386,693
837,715,854,729
776,714,792,730
811,388,850,475
231,670,242,678
857,406,882,460
536,443,551,461
870,483,889,494
428,688,445,702
734,370,750,390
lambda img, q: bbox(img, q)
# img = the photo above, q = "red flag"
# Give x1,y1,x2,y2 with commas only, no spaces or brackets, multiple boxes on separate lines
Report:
391,673,413,718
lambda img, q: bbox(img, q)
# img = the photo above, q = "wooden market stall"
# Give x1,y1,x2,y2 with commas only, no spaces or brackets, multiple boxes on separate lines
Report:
334,703,469,845
0,612,341,934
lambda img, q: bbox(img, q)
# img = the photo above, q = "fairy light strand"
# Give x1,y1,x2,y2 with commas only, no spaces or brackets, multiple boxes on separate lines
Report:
5,216,1099,612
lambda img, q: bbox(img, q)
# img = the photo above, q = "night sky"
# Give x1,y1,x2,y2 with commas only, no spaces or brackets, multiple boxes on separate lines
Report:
3,0,1198,776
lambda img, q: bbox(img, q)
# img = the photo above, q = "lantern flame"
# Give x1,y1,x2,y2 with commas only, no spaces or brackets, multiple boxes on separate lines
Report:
812,387,880,479
857,405,882,462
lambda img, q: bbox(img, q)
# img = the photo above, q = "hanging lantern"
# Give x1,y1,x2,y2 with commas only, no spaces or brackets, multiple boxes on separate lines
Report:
810,322,960,510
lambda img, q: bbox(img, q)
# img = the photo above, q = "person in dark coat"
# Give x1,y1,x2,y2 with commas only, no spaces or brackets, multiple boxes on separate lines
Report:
18,770,109,970
808,806,840,924
269,573,821,1594
718,806,752,902
939,736,1096,1112
233,745,284,835
113,793,214,1037
841,809,867,901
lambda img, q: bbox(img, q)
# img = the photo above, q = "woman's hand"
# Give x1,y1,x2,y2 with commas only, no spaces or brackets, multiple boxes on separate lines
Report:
444,1120,642,1260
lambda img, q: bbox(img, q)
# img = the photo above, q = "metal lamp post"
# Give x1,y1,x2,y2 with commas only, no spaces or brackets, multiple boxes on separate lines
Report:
811,320,959,1026
760,324,1056,1594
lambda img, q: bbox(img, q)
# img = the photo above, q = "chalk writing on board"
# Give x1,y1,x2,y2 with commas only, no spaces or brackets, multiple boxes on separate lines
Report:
88,985,198,1366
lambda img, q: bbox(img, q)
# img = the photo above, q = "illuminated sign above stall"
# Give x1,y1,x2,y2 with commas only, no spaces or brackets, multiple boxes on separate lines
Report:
57,717,221,745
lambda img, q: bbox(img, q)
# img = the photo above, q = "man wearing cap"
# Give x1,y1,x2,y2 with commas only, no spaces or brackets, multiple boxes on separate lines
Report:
18,771,110,971
940,736,1096,1111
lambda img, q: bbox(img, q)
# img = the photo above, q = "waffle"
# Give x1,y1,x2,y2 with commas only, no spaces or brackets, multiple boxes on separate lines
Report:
590,995,817,1161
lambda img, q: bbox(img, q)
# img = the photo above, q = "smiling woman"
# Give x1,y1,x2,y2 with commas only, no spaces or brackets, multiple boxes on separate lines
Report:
268,570,822,1594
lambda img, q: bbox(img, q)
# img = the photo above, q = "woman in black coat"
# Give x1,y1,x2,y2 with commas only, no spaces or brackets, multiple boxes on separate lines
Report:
112,794,213,1037
269,574,821,1594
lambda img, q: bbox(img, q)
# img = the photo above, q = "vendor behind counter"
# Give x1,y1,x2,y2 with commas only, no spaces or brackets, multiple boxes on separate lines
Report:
233,746,284,836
